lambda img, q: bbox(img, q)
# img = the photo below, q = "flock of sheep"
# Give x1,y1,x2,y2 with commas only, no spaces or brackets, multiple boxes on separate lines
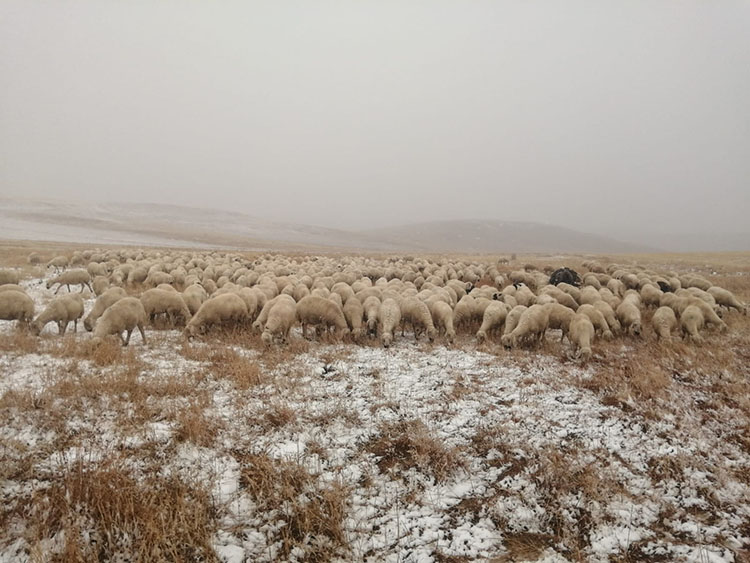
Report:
0,249,746,361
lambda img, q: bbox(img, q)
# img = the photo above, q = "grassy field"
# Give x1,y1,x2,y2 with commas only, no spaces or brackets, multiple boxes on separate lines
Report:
1,241,749,562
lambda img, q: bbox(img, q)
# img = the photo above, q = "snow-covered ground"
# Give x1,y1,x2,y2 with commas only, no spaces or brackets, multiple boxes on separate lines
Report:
1,273,749,562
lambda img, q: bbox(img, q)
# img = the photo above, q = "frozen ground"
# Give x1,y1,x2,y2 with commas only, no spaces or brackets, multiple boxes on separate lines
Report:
1,274,749,562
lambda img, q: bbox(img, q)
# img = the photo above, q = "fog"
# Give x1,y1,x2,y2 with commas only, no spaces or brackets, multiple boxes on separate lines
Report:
2,1,749,242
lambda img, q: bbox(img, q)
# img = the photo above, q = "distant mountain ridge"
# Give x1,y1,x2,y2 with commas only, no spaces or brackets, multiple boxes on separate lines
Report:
1,197,656,253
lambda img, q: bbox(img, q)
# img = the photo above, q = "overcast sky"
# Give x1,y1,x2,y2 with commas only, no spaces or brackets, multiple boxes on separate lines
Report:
1,1,749,237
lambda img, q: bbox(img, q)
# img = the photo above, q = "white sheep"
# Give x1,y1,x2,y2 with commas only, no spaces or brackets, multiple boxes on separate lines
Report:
0,284,25,293
640,284,663,308
261,299,298,344
363,295,381,338
140,288,191,326
576,304,613,340
378,298,401,348
84,287,127,332
707,286,746,315
476,302,509,343
0,290,35,326
46,255,69,273
0,270,21,286
399,297,437,342
31,294,84,335
569,314,595,362
502,304,549,349
184,293,249,337
343,297,365,340
252,294,296,333
295,295,348,340
92,276,110,296
183,284,208,315
92,297,147,346
680,305,704,343
652,306,678,342
543,302,577,342
429,299,456,343
616,301,642,336
46,269,92,294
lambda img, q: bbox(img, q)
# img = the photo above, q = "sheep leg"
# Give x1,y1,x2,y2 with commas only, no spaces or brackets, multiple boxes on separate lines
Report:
59,321,66,335
54,284,61,295
138,324,147,344
123,329,132,346
72,319,77,333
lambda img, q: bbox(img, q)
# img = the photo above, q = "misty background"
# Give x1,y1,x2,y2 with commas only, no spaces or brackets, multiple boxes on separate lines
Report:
1,1,749,250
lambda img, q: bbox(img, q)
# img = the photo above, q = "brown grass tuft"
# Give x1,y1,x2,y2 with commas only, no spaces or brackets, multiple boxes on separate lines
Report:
237,452,350,561
23,457,218,562
365,419,463,481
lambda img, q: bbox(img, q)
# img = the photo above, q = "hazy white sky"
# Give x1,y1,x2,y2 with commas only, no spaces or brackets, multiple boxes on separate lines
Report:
2,1,749,236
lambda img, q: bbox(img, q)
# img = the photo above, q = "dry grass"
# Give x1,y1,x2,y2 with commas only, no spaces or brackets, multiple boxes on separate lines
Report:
365,419,463,481
19,457,218,562
236,452,350,561
181,343,264,389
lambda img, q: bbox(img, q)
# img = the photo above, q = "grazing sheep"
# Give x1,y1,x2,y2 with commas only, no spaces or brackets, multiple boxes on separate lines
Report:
502,304,549,349
476,302,509,343
84,287,128,332
616,301,642,336
252,294,296,333
0,270,21,285
183,284,208,315
140,288,191,326
27,252,42,265
686,298,727,333
295,296,348,340
707,286,746,315
569,314,595,361
31,294,84,335
363,295,381,337
92,275,110,296
576,304,613,340
652,306,678,341
429,300,456,343
399,297,437,341
592,300,621,335
46,256,69,272
543,303,577,342
184,293,249,337
640,284,663,308
0,284,25,293
378,298,401,348
343,297,365,340
145,271,174,288
92,297,147,346
680,305,705,343
539,286,579,311
0,290,35,325
261,299,298,344
127,266,148,285
46,269,92,294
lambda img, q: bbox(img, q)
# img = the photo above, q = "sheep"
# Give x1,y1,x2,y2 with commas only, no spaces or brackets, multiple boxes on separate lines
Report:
92,297,147,346
398,297,437,341
261,299,298,344
539,286,579,311
343,297,365,340
252,294,296,333
87,262,108,278
707,286,746,315
429,300,456,343
543,302,577,342
0,270,21,285
502,304,549,349
363,295,381,338
27,252,42,265
378,298,401,348
569,314,595,361
31,294,84,335
640,284,663,308
183,284,208,315
145,271,174,288
91,275,110,296
476,302,509,343
593,300,621,335
680,305,705,343
46,255,69,272
0,284,25,293
295,296,348,340
0,290,35,325
84,287,128,332
686,298,727,333
184,293,249,337
579,286,602,306
652,306,678,341
46,269,92,294
616,301,642,336
576,304,613,340
140,289,191,326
